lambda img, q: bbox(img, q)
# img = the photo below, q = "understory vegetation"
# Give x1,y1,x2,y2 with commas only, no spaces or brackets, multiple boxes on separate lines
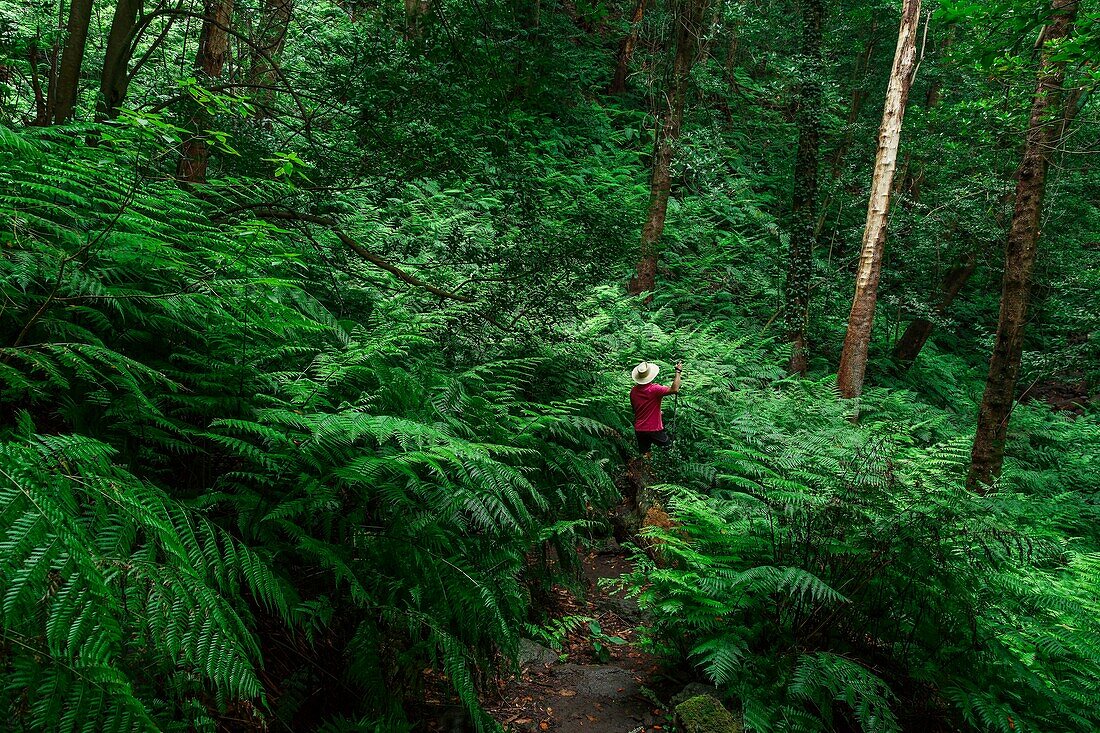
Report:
1,0,1098,731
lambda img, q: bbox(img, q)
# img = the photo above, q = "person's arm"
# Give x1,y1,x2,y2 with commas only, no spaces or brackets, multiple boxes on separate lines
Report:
670,361,683,393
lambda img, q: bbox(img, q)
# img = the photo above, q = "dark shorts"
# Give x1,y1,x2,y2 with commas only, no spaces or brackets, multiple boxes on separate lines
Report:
636,429,673,453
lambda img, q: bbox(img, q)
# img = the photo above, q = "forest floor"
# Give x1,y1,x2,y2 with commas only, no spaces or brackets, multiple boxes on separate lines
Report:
481,544,680,733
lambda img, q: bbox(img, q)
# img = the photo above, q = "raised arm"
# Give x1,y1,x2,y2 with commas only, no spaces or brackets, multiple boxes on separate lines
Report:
670,361,683,393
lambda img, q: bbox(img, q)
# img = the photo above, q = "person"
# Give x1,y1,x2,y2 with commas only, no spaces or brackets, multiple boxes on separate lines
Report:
629,360,682,455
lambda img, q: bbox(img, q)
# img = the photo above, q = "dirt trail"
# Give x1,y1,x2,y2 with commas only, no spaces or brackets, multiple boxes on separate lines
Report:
483,546,678,733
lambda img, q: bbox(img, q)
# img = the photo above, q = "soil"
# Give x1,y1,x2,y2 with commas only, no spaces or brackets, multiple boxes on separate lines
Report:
1020,378,1094,415
481,545,680,733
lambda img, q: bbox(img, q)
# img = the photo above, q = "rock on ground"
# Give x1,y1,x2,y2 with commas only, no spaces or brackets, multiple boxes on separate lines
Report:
674,694,742,733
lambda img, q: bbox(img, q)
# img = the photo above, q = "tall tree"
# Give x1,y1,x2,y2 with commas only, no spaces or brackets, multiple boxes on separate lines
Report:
51,0,94,123
248,0,293,117
28,43,50,125
835,0,921,399
967,0,1079,491
99,0,142,120
890,27,967,370
891,253,975,367
404,0,430,41
609,0,649,94
814,14,879,240
178,0,234,182
628,0,709,296
785,0,824,375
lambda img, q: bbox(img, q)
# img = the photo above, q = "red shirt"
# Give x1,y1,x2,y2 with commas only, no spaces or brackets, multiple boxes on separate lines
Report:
631,382,672,432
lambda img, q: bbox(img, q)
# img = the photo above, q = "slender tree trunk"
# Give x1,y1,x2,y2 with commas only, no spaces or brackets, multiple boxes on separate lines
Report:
922,28,953,109
836,0,921,400
28,43,49,125
609,0,648,94
967,0,1078,491
785,0,824,375
44,4,63,122
98,0,142,120
889,25,959,370
628,0,707,296
404,0,430,39
51,0,94,123
178,0,234,183
891,254,975,366
814,15,878,240
248,0,292,117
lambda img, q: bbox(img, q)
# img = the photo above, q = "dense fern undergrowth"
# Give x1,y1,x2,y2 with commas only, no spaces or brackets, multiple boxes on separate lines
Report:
3,103,1100,733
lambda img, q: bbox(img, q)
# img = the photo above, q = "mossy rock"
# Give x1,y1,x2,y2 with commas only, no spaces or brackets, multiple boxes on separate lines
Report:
674,694,742,733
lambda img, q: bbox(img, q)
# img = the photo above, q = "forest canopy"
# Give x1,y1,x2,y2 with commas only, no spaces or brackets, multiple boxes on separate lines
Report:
0,0,1098,731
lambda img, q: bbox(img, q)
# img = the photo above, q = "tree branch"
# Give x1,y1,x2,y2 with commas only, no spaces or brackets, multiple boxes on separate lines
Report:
250,209,473,302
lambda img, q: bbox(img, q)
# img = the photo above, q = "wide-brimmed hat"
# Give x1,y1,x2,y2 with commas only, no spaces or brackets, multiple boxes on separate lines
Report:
631,361,660,385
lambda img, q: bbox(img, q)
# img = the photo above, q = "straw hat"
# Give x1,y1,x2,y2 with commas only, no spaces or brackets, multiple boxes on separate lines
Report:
631,361,659,385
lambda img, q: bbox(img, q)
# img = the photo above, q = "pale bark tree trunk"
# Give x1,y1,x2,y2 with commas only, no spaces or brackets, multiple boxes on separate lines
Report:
835,0,921,400
609,0,648,94
51,0,94,123
968,0,1078,491
785,0,824,375
628,0,708,296
178,0,234,183
891,253,975,366
248,0,292,117
98,0,142,120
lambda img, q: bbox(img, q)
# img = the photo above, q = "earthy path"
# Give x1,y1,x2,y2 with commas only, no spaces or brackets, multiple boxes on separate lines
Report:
483,545,678,733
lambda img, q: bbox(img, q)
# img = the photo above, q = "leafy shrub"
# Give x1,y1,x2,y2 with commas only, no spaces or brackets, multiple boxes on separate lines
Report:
0,124,618,730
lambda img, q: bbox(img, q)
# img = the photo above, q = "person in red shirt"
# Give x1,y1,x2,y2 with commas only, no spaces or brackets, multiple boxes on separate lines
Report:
630,360,683,455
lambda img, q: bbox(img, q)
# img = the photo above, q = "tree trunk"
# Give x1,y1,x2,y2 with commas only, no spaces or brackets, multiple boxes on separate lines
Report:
785,0,824,375
178,0,234,183
967,0,1078,491
51,0,94,123
889,24,959,371
248,0,292,117
608,0,648,94
404,0,430,40
99,0,144,120
835,0,921,400
813,15,878,240
921,21,955,108
44,3,63,122
28,44,49,125
627,0,707,296
891,254,975,366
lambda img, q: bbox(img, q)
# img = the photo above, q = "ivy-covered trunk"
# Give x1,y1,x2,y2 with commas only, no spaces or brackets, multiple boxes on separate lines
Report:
968,0,1078,491
836,0,921,400
785,0,824,376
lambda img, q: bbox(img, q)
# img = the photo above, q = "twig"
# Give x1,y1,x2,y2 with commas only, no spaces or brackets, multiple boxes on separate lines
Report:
248,208,474,302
